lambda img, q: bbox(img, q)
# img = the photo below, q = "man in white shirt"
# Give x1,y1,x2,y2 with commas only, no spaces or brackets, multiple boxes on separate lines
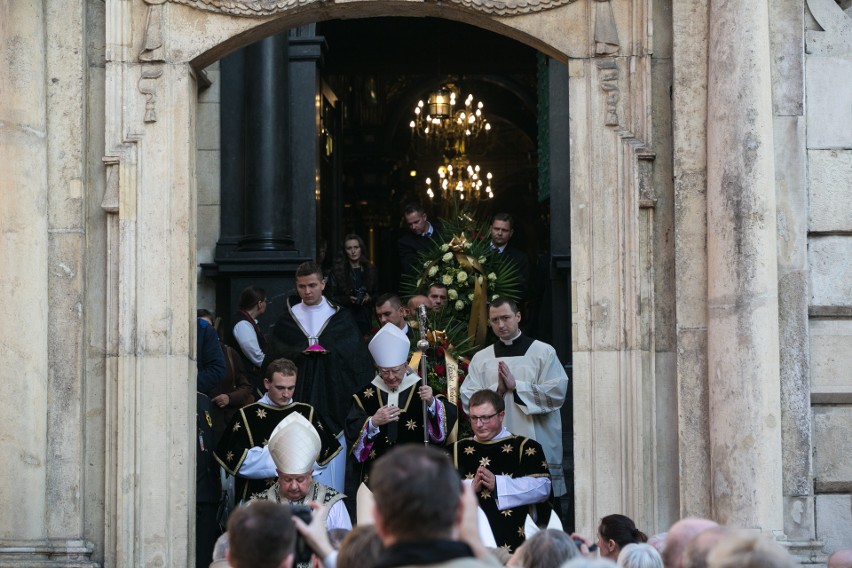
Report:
264,261,374,492
451,389,551,554
460,297,568,498
229,285,268,396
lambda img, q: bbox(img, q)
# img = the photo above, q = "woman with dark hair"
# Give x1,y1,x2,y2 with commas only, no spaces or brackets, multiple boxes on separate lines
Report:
327,233,378,335
597,514,648,561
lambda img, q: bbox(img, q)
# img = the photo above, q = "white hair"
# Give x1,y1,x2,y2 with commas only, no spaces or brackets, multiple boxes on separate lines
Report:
619,543,664,568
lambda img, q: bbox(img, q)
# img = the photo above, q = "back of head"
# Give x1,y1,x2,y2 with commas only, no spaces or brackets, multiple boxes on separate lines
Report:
663,518,719,568
562,557,620,568
238,285,266,310
706,532,795,568
521,529,578,568
337,525,383,568
370,445,461,542
600,514,648,549
684,527,733,568
619,543,664,568
226,501,295,568
829,549,852,568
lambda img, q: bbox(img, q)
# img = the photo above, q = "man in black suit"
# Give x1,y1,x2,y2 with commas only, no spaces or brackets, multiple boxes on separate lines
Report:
397,203,442,277
490,213,529,296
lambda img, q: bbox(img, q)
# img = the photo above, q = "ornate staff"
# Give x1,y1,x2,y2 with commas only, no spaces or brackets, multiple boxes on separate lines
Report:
417,304,430,445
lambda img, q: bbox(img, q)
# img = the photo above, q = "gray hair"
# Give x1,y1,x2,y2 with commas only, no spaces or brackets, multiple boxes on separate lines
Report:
521,529,578,568
562,557,620,568
619,543,664,568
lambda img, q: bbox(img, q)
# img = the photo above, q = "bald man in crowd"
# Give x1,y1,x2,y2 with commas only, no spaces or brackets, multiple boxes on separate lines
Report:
829,549,852,568
663,518,719,568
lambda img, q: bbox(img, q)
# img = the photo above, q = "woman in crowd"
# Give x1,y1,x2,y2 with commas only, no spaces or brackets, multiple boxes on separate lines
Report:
597,514,649,561
327,233,378,335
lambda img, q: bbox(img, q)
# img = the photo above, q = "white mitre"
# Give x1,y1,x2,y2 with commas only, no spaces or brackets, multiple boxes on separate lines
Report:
267,412,321,475
368,322,411,368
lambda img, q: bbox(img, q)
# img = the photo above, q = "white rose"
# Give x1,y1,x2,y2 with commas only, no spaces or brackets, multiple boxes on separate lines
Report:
428,265,439,277
442,274,453,286
448,289,458,300
442,252,453,262
488,272,497,281
457,271,468,283
441,243,450,252
468,293,474,301
464,241,472,249
491,294,499,301
455,300,465,311
478,256,487,264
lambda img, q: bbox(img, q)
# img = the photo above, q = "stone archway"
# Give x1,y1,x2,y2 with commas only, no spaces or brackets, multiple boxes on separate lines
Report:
102,0,659,564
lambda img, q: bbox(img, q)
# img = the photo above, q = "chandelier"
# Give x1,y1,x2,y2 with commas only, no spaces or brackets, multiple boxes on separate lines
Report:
410,84,491,155
425,156,494,203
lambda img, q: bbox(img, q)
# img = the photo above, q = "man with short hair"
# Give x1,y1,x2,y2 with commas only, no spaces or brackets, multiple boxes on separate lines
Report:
451,389,551,553
346,323,455,486
489,213,529,295
214,358,341,502
398,203,442,276
228,285,268,396
374,293,413,340
371,445,494,567
428,282,450,311
265,261,375,492
684,527,733,568
251,412,352,531
226,501,295,568
460,297,569,497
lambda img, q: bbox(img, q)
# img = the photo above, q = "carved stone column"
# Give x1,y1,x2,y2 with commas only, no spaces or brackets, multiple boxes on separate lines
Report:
706,0,784,533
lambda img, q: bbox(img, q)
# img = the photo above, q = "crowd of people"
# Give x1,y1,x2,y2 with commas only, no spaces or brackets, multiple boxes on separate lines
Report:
193,204,846,568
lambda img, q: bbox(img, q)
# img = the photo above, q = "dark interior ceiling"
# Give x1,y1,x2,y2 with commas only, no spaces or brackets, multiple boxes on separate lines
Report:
315,17,544,237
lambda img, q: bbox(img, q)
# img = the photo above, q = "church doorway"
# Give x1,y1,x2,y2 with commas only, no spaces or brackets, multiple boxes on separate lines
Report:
202,15,575,524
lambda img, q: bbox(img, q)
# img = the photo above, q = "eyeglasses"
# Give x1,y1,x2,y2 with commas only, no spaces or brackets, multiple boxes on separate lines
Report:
469,412,499,424
379,366,405,378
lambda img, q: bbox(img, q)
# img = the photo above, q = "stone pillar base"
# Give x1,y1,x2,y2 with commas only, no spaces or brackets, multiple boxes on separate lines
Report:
0,540,97,567
780,540,827,567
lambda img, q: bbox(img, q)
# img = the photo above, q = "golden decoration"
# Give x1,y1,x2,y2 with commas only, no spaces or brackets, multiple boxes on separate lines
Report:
524,446,537,456
480,489,491,499
256,408,267,419
464,446,475,455
363,388,375,399
502,443,513,454
406,419,417,431
232,421,242,432
501,509,513,517
479,457,491,467
225,451,234,462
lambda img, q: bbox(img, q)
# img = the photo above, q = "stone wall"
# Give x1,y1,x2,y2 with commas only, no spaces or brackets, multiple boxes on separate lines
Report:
805,0,852,556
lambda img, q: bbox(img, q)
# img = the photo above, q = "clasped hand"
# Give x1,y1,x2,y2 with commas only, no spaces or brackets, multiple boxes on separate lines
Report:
495,361,516,396
472,465,496,492
372,404,400,426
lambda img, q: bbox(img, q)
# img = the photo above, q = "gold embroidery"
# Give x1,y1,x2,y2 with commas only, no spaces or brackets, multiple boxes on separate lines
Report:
501,509,513,517
256,408,267,419
502,443,513,454
524,446,537,456
406,419,417,431
363,388,375,398
232,421,242,432
479,457,491,468
225,451,234,462
464,446,475,455
480,489,491,499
